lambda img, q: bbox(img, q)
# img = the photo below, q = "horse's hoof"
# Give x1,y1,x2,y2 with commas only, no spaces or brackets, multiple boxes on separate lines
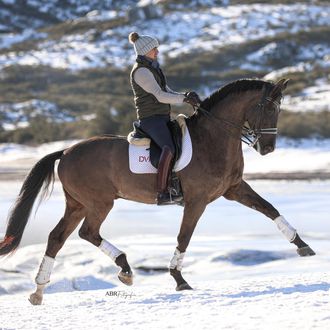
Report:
176,282,193,291
297,246,316,257
29,292,43,305
118,270,133,286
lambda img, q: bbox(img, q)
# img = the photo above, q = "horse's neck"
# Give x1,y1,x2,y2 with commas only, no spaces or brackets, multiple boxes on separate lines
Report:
190,90,261,165
212,92,257,125
205,91,259,141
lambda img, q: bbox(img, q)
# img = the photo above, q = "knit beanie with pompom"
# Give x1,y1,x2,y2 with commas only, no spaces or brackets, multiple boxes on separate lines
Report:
128,32,159,56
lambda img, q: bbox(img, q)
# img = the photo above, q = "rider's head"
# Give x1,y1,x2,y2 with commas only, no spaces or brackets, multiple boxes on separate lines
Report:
129,32,159,60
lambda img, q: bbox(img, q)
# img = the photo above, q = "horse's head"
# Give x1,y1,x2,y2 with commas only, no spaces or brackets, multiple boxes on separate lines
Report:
245,78,289,155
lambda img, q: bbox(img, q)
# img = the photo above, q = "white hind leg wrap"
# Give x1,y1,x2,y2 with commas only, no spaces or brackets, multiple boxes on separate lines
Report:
35,255,55,285
99,239,124,261
169,248,185,271
274,215,297,242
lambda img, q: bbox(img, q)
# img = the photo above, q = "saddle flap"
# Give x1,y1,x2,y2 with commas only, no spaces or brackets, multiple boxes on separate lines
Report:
128,125,192,174
127,116,186,168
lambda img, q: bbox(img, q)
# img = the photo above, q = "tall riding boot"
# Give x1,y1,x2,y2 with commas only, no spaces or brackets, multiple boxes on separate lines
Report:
156,146,174,205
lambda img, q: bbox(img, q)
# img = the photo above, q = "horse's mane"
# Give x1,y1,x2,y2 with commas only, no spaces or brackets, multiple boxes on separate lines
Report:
200,79,274,111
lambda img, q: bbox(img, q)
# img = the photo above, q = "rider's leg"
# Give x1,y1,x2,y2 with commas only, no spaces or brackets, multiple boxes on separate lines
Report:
139,115,175,154
156,145,174,205
139,115,178,204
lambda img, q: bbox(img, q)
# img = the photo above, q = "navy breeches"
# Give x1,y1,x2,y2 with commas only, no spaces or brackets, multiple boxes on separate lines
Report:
139,115,175,154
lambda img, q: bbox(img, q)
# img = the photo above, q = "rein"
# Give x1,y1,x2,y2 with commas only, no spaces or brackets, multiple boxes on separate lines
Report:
194,88,280,148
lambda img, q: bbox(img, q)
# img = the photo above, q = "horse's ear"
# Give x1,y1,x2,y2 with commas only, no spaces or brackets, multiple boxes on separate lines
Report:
276,78,290,91
270,78,290,98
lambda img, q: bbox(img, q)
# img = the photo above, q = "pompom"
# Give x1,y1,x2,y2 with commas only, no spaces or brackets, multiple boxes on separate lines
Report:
129,32,139,44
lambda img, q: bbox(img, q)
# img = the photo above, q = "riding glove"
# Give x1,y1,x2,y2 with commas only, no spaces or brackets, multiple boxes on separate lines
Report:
183,91,202,107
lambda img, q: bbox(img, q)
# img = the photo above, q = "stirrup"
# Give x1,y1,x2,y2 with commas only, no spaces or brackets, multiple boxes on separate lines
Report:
156,191,184,206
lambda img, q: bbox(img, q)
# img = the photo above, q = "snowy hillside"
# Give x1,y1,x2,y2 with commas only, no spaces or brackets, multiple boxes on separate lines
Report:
1,4,329,71
0,0,329,138
0,0,134,32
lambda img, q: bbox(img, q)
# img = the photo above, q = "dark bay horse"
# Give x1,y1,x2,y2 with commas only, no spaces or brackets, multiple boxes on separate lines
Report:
0,78,315,305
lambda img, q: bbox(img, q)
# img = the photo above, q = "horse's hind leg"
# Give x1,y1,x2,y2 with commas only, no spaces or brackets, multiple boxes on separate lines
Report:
29,192,86,305
224,180,315,256
78,201,133,286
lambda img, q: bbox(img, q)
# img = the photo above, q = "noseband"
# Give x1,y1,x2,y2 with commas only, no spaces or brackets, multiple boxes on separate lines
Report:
196,85,281,148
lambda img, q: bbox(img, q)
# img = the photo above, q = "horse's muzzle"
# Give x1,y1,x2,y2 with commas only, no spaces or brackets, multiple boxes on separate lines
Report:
261,145,274,155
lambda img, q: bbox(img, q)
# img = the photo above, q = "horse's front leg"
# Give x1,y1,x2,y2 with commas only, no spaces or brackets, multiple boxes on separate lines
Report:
170,200,207,291
224,180,315,256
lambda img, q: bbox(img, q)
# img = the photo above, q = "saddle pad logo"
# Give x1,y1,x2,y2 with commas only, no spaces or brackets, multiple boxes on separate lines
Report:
129,127,193,174
138,155,150,163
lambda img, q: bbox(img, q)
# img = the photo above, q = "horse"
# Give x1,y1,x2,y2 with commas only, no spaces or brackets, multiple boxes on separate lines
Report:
0,78,315,305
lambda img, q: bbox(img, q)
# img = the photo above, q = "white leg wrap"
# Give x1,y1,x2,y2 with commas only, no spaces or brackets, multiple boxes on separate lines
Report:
99,239,124,261
35,255,55,285
274,215,297,242
169,248,185,271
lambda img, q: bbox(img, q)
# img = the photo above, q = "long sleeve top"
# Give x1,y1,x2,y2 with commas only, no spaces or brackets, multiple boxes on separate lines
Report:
133,67,185,104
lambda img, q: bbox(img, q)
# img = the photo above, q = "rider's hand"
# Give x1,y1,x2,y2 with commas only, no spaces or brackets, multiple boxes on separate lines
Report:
183,91,202,107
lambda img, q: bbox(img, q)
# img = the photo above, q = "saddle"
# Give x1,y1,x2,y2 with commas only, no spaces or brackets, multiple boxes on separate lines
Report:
128,119,183,169
127,115,187,206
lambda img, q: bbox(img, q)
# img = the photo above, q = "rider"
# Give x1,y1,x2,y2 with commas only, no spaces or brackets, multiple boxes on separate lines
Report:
129,31,201,205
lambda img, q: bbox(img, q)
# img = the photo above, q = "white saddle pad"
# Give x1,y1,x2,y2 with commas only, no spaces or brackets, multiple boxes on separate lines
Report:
129,126,193,174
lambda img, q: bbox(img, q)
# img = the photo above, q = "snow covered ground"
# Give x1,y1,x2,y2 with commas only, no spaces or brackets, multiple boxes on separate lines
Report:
0,138,329,328
1,236,330,329
0,136,329,329
243,138,330,174
1,178,330,247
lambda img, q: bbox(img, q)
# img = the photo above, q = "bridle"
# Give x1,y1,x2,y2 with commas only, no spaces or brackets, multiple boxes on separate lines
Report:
194,85,281,149
241,92,281,148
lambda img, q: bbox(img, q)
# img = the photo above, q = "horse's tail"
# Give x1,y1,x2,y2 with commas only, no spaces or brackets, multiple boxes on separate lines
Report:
0,150,65,257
